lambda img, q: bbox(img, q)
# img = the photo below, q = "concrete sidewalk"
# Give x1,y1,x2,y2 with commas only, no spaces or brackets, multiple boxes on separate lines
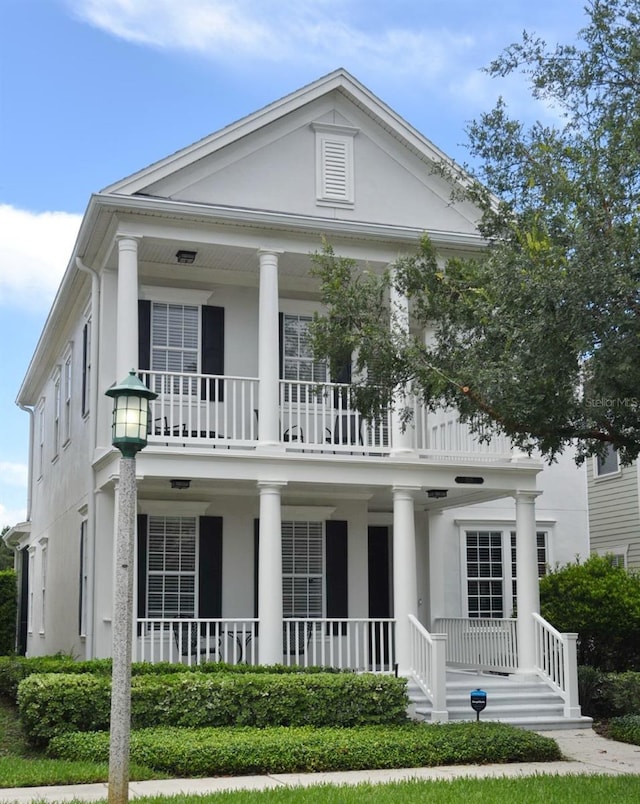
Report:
1,729,639,802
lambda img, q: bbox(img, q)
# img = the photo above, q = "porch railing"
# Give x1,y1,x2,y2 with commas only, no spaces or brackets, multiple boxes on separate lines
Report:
434,617,519,674
140,370,514,459
135,619,258,665
533,613,581,717
408,615,448,722
283,618,396,672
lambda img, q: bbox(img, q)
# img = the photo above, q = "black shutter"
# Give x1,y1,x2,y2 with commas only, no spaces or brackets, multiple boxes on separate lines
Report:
137,515,148,630
81,323,88,416
198,516,222,618
326,520,348,635
201,305,225,401
138,300,151,371
278,313,284,378
253,519,260,621
17,548,29,655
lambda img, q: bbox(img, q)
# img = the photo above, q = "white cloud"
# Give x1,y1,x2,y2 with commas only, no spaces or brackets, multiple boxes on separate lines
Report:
67,0,477,82
0,463,28,488
0,503,27,532
0,205,82,312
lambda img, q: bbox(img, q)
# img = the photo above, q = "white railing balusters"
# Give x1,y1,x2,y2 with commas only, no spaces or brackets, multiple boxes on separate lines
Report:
408,615,448,722
136,618,258,666
434,617,518,674
533,613,581,717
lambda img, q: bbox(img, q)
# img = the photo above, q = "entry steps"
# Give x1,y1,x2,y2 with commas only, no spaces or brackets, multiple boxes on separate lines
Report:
407,670,592,731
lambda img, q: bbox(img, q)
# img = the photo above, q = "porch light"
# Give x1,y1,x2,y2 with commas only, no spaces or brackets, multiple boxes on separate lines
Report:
176,249,197,264
427,489,447,499
106,371,158,458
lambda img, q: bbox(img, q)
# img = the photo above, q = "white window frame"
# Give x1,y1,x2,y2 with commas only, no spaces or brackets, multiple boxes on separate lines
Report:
464,530,505,618
282,520,325,619
39,538,48,635
312,123,358,206
63,345,72,446
146,515,198,619
462,526,549,618
28,547,35,634
150,302,200,396
52,368,61,460
37,399,45,480
594,444,620,477
282,312,328,395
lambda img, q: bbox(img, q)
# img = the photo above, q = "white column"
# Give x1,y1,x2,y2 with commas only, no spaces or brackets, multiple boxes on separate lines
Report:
389,273,414,456
257,481,286,664
257,250,282,447
393,486,420,674
116,237,140,380
514,491,541,674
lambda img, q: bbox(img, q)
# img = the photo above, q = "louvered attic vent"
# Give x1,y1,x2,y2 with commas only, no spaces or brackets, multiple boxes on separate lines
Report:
312,123,358,206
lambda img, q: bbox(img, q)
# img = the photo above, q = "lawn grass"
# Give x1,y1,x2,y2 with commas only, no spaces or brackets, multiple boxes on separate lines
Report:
0,696,164,787
62,775,640,803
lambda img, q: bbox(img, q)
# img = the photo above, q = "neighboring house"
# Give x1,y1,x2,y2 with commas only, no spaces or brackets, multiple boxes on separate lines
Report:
586,445,640,569
5,69,590,726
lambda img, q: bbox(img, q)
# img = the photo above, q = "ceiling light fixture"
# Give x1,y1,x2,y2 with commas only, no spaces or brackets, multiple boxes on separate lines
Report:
176,250,197,264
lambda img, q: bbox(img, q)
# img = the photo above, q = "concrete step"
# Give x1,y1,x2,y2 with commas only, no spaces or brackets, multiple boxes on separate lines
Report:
406,672,593,730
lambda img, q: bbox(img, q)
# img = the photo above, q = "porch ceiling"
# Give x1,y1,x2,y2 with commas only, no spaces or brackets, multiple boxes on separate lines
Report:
135,474,520,513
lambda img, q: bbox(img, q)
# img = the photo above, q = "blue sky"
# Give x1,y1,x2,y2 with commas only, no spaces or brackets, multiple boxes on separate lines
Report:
0,0,588,529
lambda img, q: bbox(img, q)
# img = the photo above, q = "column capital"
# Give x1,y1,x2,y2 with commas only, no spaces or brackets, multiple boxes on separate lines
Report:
257,480,288,492
257,248,284,260
116,235,140,251
512,490,542,503
392,485,421,498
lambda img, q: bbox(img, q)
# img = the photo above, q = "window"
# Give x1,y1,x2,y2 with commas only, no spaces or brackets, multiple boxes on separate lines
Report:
510,531,548,602
28,548,35,633
81,314,91,416
63,348,72,445
152,303,199,371
282,521,324,619
39,540,48,634
79,521,88,637
313,123,357,205
146,516,197,618
282,314,327,402
466,531,504,618
37,400,45,479
596,444,619,476
52,370,61,458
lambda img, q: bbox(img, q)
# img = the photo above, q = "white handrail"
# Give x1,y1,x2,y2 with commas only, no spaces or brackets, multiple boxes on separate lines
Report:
408,615,448,722
532,613,581,717
136,618,258,665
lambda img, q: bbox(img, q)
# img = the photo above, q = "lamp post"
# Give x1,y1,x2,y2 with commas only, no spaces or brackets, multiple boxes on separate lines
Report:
105,371,157,804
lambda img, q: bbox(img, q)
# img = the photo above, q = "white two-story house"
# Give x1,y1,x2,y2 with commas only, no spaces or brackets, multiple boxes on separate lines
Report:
6,69,590,727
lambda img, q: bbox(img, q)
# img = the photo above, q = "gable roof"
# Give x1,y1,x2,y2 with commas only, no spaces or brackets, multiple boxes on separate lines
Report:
103,68,466,198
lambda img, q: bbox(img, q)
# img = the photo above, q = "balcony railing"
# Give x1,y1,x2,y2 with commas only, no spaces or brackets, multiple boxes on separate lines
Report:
141,370,514,459
136,618,258,665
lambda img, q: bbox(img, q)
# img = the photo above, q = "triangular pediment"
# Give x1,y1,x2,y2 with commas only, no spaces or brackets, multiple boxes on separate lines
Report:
104,69,479,234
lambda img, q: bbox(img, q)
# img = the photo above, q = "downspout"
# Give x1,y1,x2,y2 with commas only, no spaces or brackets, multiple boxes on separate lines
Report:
76,257,100,660
16,403,34,522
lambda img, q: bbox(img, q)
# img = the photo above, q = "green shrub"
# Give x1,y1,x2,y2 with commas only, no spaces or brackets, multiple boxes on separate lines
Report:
0,571,17,656
48,722,561,775
578,665,608,718
605,672,640,716
540,555,640,671
0,655,341,702
609,714,640,745
18,671,408,745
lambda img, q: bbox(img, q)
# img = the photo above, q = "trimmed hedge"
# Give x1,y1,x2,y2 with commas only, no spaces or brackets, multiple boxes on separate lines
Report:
609,715,640,746
18,671,408,745
0,655,343,701
0,570,17,656
48,722,562,775
578,667,640,719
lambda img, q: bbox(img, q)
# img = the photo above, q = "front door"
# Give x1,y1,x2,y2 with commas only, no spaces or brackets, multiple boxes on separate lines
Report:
368,526,392,667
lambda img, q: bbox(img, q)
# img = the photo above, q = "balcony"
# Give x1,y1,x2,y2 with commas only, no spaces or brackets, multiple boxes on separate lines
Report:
141,370,514,461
